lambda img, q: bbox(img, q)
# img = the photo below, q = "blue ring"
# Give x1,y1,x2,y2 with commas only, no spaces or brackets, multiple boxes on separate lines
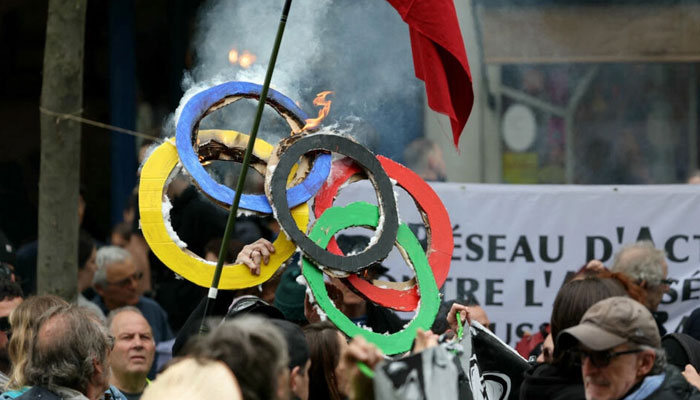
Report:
175,81,331,213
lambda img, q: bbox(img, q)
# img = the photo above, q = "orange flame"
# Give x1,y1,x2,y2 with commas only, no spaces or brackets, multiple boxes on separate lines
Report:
228,48,256,68
302,91,334,132
228,49,239,65
239,51,256,69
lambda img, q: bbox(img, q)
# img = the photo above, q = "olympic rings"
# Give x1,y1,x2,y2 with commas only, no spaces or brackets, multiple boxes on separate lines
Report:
267,134,399,274
175,81,332,213
137,80,453,355
313,156,453,311
139,138,308,289
302,201,440,355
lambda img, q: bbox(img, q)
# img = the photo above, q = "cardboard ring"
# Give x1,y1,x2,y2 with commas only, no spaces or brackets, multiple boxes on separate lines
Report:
175,81,331,213
197,129,302,185
302,201,439,355
313,156,453,311
197,129,274,177
139,139,308,289
267,134,399,273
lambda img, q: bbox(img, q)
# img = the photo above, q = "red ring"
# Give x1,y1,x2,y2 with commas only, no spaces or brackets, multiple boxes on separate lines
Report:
313,155,453,311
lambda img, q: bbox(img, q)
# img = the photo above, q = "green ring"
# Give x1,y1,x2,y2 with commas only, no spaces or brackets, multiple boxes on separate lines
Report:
302,201,440,355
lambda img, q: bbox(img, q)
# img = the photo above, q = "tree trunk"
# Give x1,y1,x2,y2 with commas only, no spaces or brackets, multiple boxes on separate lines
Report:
37,0,87,301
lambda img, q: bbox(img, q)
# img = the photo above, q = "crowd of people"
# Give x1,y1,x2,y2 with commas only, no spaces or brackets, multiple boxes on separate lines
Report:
3,170,700,399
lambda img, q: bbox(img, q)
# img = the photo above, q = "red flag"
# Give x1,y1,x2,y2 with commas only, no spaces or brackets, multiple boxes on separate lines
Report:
387,0,474,148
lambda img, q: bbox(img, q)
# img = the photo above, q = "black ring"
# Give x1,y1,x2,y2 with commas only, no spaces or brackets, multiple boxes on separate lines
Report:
267,134,399,273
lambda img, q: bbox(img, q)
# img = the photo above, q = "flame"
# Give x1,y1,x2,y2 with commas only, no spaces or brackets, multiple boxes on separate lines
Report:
228,48,256,68
302,91,334,132
239,51,256,69
228,49,239,65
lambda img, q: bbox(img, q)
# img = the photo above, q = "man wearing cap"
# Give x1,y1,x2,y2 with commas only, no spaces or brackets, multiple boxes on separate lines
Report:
558,296,700,400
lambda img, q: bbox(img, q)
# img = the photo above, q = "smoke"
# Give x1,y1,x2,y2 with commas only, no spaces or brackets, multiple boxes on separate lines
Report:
166,0,424,159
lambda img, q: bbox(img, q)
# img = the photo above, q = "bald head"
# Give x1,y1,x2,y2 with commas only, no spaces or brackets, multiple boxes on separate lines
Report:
36,313,70,350
107,307,155,386
468,305,490,328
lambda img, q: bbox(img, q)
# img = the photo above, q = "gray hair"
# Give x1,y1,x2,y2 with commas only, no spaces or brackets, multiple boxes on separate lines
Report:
106,306,146,332
186,315,288,400
24,305,112,393
94,246,132,287
638,345,667,375
611,241,667,286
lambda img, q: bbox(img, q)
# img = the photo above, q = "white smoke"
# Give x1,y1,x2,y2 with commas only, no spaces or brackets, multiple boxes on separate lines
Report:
165,0,424,158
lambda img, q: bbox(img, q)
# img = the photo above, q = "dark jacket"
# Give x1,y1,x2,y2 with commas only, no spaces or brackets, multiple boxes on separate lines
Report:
683,308,700,341
636,365,700,400
154,185,270,332
662,333,700,371
519,362,585,400
364,302,405,334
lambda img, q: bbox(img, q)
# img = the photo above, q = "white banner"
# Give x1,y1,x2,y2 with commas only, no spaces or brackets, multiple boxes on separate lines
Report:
336,183,700,346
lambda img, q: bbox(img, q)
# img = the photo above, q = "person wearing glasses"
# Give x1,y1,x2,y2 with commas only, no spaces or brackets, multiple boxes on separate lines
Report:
92,246,172,361
520,276,631,400
558,296,700,400
610,240,674,336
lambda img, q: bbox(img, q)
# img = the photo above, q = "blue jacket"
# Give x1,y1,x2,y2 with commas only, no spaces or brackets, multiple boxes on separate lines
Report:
1,385,127,400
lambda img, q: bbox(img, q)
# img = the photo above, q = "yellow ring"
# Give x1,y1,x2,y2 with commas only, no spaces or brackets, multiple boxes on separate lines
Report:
197,129,300,188
139,136,309,289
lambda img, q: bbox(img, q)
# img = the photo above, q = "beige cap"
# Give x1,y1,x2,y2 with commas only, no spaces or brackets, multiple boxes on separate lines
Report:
557,296,660,351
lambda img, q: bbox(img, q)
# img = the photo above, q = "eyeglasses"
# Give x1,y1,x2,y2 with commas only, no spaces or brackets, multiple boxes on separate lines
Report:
571,348,643,368
107,272,143,288
660,278,678,286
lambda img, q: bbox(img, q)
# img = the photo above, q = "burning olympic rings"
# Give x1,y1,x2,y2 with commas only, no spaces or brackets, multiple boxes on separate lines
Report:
175,81,332,213
302,201,440,355
138,81,453,354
